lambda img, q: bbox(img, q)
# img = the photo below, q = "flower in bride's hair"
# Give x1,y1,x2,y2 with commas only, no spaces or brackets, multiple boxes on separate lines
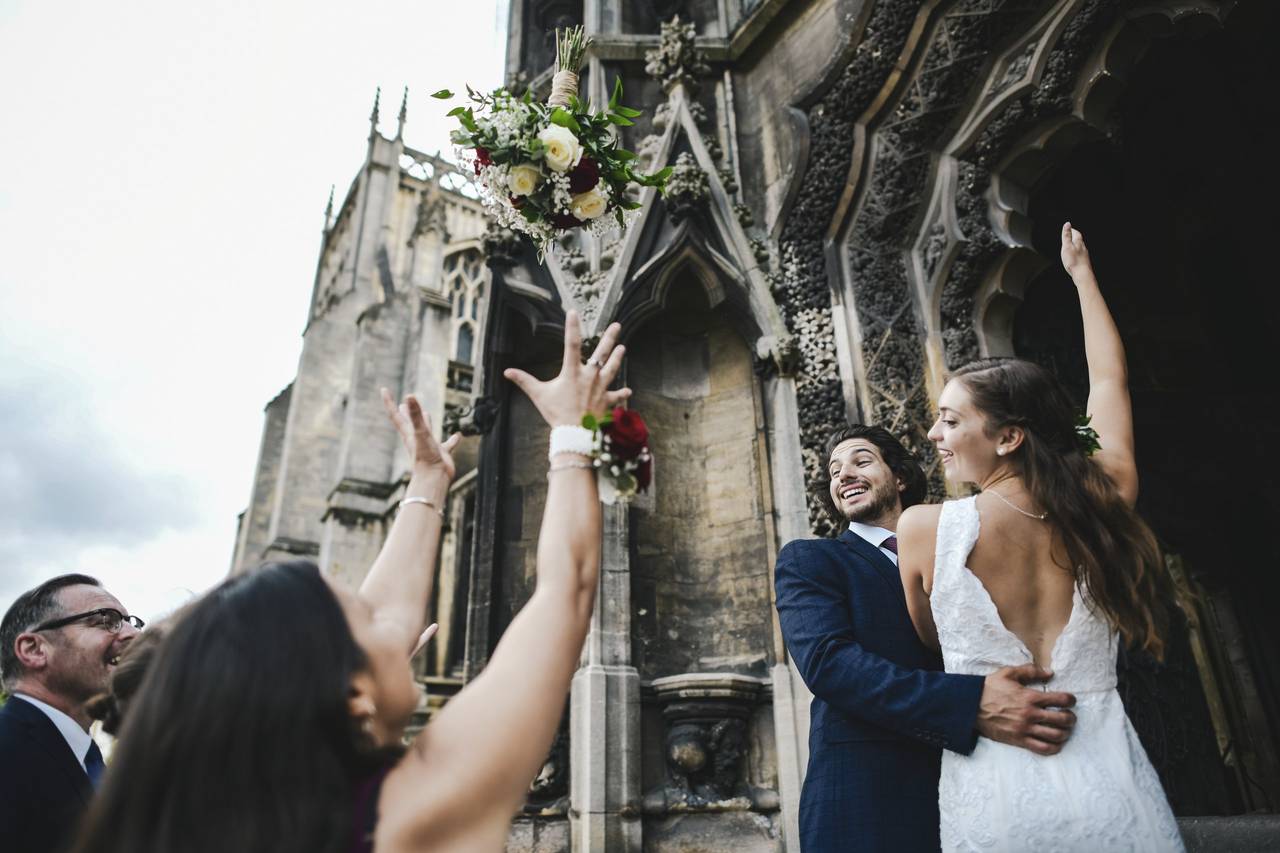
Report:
538,124,583,172
507,163,542,197
570,183,609,220
473,146,492,175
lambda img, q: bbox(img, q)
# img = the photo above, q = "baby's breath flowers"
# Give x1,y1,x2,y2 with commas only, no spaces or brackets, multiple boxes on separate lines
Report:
433,27,670,255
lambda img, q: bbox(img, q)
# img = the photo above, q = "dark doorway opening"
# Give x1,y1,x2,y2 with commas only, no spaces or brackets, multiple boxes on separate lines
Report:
1012,1,1280,814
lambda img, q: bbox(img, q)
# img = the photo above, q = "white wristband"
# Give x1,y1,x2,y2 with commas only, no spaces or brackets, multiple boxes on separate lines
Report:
549,425,595,460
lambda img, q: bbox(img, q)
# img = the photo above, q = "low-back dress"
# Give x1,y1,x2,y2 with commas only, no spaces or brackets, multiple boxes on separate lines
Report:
930,496,1183,852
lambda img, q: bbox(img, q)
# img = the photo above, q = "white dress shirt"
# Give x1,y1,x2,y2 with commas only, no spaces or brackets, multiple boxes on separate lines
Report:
13,692,93,770
848,520,899,566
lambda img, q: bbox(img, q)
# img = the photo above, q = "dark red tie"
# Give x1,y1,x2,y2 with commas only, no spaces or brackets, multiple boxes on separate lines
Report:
881,536,898,555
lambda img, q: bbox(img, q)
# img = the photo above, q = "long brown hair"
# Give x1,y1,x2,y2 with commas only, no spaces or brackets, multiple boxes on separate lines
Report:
952,358,1170,659
70,561,400,853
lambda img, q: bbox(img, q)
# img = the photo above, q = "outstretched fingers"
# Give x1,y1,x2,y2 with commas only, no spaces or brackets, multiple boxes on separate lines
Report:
561,310,583,373
604,387,632,407
597,342,627,387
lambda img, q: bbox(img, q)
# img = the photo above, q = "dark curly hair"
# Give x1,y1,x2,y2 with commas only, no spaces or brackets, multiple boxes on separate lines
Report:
815,424,928,531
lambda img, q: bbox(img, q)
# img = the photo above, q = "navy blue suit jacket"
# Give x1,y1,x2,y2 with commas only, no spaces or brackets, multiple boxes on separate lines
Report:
0,695,94,853
775,530,985,852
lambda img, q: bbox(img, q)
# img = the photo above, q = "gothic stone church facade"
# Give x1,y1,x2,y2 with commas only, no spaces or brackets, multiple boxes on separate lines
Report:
233,1,1279,849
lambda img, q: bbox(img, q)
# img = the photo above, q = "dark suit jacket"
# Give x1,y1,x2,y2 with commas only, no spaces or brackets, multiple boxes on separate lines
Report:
0,695,94,853
775,530,985,852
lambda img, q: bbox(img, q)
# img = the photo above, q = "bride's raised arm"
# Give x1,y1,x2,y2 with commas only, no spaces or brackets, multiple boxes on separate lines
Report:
379,311,632,852
1062,222,1139,506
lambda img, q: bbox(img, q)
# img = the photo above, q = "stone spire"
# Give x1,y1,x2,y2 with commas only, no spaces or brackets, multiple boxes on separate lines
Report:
323,184,335,231
368,86,381,137
396,86,408,139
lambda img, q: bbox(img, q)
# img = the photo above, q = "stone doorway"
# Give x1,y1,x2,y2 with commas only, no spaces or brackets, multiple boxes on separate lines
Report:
1009,0,1280,814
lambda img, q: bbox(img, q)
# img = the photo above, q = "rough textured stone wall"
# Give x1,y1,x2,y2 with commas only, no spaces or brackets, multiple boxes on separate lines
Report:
231,385,292,572
494,356,557,640
628,293,775,679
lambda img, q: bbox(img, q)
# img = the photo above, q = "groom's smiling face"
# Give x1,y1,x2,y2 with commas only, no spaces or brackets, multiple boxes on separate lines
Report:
828,439,905,528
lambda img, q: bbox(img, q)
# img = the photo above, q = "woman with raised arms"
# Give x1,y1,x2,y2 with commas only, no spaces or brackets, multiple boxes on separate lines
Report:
72,312,629,853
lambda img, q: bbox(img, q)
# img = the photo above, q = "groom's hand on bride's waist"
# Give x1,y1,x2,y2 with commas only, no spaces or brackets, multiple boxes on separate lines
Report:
975,664,1077,756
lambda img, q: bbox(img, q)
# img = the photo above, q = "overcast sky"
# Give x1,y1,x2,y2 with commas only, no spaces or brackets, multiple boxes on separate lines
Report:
0,0,507,621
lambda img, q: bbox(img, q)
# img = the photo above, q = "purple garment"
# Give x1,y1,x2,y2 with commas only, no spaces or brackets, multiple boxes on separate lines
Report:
347,766,392,853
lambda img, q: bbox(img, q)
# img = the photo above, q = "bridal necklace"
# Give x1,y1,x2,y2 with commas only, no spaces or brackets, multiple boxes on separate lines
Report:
985,487,1048,520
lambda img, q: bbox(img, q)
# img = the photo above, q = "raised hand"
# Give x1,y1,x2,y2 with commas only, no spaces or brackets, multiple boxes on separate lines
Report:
1060,221,1093,280
503,310,631,426
380,388,461,480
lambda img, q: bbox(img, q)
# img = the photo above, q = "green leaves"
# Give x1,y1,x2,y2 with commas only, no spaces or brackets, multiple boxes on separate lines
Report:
431,89,453,99
548,107,582,135
1075,413,1102,456
582,411,614,431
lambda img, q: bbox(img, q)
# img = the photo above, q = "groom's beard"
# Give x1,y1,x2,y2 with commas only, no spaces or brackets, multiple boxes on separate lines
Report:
843,479,900,526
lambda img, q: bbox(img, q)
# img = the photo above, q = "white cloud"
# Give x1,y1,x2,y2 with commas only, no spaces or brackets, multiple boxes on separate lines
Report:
0,0,508,618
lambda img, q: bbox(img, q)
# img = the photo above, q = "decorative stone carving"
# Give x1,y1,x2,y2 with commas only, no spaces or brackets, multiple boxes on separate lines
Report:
644,16,711,94
443,396,500,436
481,221,522,269
641,674,776,814
664,152,710,223
941,0,1116,367
775,0,924,534
754,333,800,379
412,188,449,241
524,718,570,815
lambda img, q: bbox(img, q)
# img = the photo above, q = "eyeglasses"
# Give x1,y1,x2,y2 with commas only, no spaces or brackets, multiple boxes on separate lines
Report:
32,608,145,634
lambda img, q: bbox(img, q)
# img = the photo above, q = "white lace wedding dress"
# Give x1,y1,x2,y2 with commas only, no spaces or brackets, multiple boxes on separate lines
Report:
931,497,1184,852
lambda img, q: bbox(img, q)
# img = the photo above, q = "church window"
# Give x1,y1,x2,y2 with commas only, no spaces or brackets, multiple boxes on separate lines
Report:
456,323,474,364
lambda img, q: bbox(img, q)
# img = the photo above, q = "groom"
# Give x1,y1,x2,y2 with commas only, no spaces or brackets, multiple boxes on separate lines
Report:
775,425,1078,852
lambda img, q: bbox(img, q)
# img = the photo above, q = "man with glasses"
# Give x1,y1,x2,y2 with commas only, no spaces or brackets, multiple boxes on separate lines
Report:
0,574,143,853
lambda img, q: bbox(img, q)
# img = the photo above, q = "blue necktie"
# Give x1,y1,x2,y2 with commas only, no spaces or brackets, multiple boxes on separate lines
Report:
85,740,105,788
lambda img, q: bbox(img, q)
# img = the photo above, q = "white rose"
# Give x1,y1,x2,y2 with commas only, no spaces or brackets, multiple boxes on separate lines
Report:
507,163,542,197
538,124,583,173
570,183,609,220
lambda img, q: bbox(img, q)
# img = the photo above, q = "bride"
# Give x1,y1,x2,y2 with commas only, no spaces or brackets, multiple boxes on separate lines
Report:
897,223,1183,851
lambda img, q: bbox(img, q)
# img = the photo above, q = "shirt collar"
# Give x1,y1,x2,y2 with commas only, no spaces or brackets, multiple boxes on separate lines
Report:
14,692,93,768
847,520,895,549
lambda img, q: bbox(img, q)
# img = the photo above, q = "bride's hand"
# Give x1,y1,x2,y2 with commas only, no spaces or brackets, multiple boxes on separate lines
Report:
1060,221,1093,281
503,310,631,426
381,388,461,480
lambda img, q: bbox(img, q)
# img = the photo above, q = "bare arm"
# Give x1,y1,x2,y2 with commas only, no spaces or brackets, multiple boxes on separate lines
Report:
379,313,632,851
1062,223,1138,505
356,390,460,654
897,504,941,650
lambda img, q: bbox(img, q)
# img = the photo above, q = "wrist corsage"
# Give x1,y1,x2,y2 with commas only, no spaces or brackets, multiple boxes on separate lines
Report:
585,407,653,505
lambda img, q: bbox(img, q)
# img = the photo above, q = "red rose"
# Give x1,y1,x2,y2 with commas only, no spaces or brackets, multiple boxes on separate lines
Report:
473,147,492,175
567,157,600,195
635,458,652,492
509,195,525,210
604,407,649,458
551,212,583,229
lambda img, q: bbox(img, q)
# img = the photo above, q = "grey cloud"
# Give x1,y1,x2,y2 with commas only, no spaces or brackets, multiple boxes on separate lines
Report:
0,369,202,605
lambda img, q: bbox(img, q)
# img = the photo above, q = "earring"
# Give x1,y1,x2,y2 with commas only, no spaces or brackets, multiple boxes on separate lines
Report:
997,448,1006,456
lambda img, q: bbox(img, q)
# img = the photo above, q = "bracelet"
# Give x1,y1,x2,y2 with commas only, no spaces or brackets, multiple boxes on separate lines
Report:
548,425,595,461
399,496,445,517
547,459,595,478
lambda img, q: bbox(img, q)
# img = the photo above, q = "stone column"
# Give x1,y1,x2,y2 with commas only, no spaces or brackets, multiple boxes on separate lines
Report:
570,502,643,851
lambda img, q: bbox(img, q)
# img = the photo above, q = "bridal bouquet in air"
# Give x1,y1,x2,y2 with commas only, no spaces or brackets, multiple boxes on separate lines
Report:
433,27,671,252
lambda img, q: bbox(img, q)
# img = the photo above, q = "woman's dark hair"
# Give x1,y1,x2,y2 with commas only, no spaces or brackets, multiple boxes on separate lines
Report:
86,618,174,736
816,423,929,528
951,358,1170,659
71,561,399,853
